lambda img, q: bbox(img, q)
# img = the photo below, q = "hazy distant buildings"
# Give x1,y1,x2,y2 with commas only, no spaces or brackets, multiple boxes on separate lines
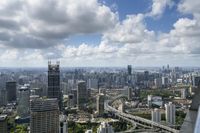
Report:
77,81,87,110
97,122,114,133
48,61,62,110
162,77,169,87
30,98,59,133
96,93,104,116
0,115,7,133
151,108,161,123
165,102,176,125
17,85,30,118
6,81,16,102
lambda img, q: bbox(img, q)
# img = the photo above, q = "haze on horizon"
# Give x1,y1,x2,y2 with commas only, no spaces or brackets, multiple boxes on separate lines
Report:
0,0,199,67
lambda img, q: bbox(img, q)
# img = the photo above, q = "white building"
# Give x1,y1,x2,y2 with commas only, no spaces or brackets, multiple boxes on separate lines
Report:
151,108,161,123
97,122,114,133
154,78,162,88
85,130,92,133
165,102,176,125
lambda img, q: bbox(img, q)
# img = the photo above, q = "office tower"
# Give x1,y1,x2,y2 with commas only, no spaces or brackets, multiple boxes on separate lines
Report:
97,122,114,133
6,81,16,102
96,93,104,116
88,79,98,89
17,85,30,118
61,82,68,95
59,115,68,133
0,115,7,133
77,81,87,110
165,102,176,125
144,71,149,81
30,98,59,133
127,65,132,75
162,77,169,87
0,89,7,106
48,61,62,110
192,76,200,87
127,87,132,100
151,108,161,123
154,78,162,88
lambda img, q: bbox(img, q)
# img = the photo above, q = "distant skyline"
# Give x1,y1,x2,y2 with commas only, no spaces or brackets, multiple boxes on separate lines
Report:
0,0,199,67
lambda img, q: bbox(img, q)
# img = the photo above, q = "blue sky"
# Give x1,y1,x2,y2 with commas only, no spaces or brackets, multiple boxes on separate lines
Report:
0,0,199,67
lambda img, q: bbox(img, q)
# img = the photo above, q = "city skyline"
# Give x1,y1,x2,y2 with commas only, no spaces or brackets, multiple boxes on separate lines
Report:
0,0,199,67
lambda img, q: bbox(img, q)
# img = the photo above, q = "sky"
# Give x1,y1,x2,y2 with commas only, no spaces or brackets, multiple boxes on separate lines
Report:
0,0,199,67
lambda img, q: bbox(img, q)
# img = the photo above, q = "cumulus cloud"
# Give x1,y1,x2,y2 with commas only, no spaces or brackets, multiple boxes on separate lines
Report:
147,0,174,18
0,0,117,48
0,0,199,67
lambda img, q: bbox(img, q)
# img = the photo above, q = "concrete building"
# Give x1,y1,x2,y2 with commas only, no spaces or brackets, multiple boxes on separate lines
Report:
97,122,114,133
6,81,16,102
154,78,162,88
151,108,161,123
30,98,59,133
0,115,7,133
0,89,7,106
17,85,30,118
193,76,200,87
165,102,176,125
48,61,62,110
77,81,87,110
162,77,169,87
59,115,68,133
88,79,98,90
96,93,104,116
127,87,132,100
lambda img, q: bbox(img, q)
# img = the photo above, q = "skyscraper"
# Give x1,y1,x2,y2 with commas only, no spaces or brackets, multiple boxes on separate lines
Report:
127,87,132,100
165,102,176,125
48,61,62,110
30,98,59,133
17,85,30,118
151,108,161,123
77,81,87,110
59,115,68,133
6,81,16,102
127,65,132,75
96,93,104,116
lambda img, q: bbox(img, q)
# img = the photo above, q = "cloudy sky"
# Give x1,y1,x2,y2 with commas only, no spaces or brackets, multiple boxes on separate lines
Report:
0,0,199,67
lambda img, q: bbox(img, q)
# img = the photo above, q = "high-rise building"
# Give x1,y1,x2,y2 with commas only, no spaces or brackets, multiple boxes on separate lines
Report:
127,65,132,75
151,108,161,123
96,93,104,116
6,81,17,102
48,61,62,110
97,122,114,133
162,77,169,87
127,87,132,100
154,78,162,88
17,85,30,118
59,115,68,133
0,115,7,133
192,76,200,87
165,102,176,125
77,81,87,110
30,98,59,133
0,89,7,106
88,79,98,90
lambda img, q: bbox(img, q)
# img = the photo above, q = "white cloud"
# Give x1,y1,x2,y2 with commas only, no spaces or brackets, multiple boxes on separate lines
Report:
147,0,174,18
